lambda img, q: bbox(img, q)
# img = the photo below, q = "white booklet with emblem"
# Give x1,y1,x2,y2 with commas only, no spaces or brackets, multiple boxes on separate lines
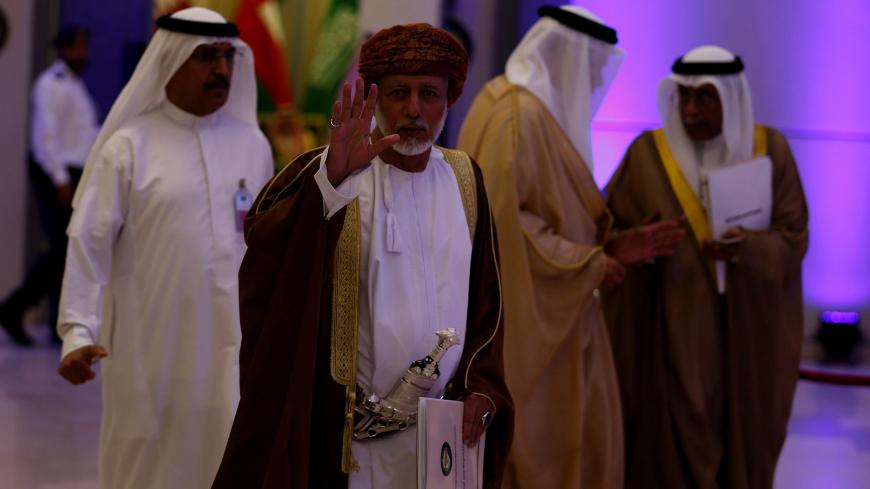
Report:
417,398,486,489
706,155,773,292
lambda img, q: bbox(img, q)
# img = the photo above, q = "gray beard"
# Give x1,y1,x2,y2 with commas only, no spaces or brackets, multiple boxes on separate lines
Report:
375,105,448,156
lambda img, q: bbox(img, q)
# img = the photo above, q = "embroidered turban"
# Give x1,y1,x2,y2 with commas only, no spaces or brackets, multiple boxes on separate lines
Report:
359,23,469,105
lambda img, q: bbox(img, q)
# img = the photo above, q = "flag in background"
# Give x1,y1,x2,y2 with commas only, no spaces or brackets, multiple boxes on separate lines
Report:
281,0,330,106
297,0,359,123
234,0,294,112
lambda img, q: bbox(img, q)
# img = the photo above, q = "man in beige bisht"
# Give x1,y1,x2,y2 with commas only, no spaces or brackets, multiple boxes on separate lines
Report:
603,46,809,489
459,5,684,488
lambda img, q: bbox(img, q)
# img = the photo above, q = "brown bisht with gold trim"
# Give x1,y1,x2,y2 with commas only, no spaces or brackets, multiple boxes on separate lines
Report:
211,147,513,489
603,126,808,489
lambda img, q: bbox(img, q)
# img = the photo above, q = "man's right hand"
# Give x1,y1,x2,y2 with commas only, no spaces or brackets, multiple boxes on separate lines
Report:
58,345,108,385
606,217,686,265
56,183,74,209
325,77,399,186
703,227,746,262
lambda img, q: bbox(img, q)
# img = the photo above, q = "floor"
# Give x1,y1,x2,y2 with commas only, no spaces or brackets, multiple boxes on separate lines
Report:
1,326,869,489
0,326,100,489
775,381,870,489
775,343,870,489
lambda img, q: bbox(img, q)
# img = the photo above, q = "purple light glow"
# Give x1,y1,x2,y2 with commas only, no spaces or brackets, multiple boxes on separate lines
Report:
565,0,870,320
820,311,861,325
797,139,870,308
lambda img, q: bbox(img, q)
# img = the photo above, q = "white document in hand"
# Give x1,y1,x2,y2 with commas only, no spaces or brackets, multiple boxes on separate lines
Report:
417,398,486,489
706,155,773,292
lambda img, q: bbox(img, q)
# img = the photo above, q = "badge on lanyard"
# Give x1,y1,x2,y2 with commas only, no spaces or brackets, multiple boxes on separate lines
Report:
234,179,252,233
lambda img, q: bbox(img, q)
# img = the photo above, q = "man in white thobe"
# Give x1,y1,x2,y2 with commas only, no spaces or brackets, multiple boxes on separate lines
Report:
55,7,272,489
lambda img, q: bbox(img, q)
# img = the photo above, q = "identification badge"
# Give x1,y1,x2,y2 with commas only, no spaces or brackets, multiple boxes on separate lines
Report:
234,178,252,233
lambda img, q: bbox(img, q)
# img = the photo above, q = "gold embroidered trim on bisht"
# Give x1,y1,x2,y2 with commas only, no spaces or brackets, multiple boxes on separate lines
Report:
331,198,361,473
753,124,768,156
653,128,712,246
330,149,478,472
439,147,478,239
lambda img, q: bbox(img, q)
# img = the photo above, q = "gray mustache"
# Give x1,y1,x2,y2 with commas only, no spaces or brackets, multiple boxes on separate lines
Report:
395,119,428,131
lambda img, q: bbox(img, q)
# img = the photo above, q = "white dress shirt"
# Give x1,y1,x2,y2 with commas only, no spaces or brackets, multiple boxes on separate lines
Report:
30,60,99,185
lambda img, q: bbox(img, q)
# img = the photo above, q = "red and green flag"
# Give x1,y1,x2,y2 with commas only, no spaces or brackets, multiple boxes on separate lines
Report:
234,0,294,113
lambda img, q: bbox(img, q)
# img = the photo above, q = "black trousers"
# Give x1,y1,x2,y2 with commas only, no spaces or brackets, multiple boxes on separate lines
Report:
0,160,82,335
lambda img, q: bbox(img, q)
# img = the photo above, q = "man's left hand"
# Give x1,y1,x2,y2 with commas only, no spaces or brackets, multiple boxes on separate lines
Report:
603,257,626,289
703,227,746,262
462,393,493,448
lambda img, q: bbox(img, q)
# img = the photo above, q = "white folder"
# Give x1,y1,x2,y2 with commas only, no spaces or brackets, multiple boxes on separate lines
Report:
705,155,773,292
417,398,486,489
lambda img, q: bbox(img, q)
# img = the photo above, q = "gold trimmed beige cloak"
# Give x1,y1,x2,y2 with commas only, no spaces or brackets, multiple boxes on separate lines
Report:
459,75,623,489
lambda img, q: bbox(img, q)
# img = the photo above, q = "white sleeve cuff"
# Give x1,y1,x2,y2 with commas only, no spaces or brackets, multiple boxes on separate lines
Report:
313,146,367,219
51,166,70,186
59,323,96,359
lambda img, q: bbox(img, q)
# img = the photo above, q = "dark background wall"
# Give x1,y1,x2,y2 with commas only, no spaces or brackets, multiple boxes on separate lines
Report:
56,0,152,119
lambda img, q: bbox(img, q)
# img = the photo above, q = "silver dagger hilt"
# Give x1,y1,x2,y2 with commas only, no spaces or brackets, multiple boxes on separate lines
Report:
352,328,462,440
418,328,462,377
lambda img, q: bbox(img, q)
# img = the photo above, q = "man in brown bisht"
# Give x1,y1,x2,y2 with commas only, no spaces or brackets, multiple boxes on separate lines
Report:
458,5,684,489
211,23,512,489
603,45,809,489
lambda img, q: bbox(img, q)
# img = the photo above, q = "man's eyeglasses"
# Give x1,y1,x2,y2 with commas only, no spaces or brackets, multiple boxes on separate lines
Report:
191,48,239,67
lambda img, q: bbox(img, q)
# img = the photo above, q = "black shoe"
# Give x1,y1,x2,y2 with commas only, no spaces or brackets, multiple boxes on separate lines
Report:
0,308,33,347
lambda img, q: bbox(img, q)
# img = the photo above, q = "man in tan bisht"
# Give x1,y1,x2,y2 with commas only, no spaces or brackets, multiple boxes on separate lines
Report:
211,24,512,489
459,5,684,488
603,45,809,489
